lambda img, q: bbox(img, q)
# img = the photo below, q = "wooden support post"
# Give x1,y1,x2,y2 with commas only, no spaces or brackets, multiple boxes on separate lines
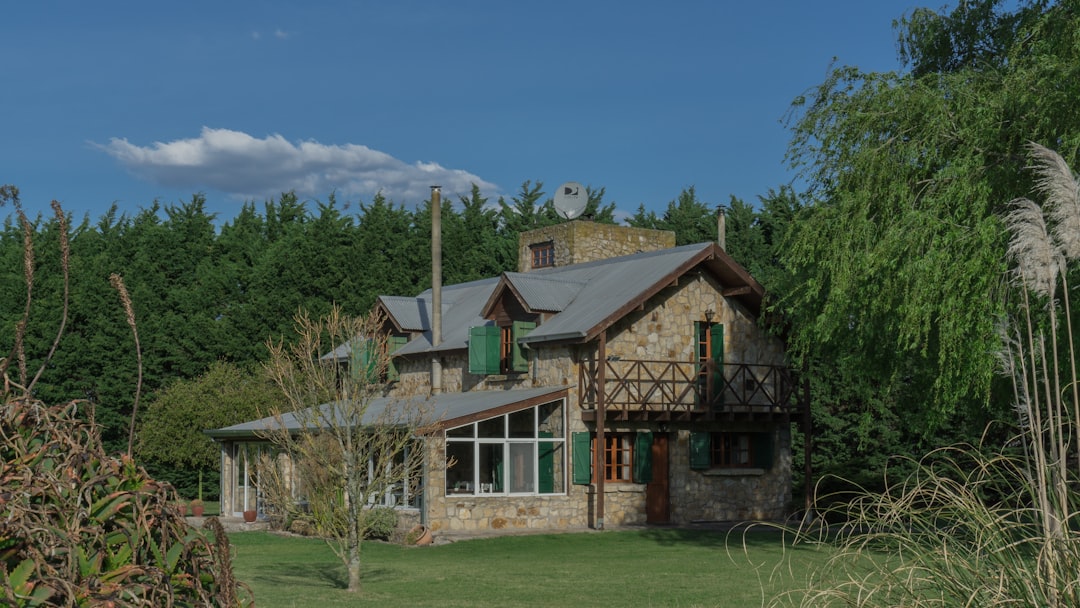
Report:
596,331,606,530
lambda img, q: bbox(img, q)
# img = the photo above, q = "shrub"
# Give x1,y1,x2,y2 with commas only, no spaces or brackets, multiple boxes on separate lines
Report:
362,507,399,541
0,398,253,606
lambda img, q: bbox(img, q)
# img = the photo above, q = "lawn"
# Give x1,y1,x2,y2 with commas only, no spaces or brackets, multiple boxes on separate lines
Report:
228,527,826,607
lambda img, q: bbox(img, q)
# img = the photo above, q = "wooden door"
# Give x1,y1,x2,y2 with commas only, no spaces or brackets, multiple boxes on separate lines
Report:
646,433,670,523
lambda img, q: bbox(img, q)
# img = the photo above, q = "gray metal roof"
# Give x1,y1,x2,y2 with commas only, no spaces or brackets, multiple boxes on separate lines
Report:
205,386,567,438
343,240,759,359
521,243,711,343
501,273,585,312
391,277,500,356
377,296,430,331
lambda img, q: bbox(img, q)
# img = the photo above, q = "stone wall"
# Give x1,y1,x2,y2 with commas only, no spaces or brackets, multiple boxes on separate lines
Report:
517,221,676,272
669,427,792,522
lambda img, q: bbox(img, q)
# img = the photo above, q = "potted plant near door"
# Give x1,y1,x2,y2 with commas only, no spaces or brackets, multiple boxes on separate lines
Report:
243,509,258,523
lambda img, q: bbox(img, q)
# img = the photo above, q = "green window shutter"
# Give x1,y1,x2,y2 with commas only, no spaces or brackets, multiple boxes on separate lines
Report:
711,324,725,399
690,431,711,470
350,339,377,383
468,325,500,375
753,432,773,469
386,335,407,381
538,431,555,494
572,432,592,485
510,321,535,372
633,431,653,483
492,449,504,492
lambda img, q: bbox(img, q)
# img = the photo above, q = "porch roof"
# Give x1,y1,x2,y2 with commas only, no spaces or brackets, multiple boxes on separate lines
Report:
204,386,568,439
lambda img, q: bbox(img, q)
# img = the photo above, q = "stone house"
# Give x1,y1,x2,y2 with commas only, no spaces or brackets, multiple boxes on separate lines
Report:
208,220,802,533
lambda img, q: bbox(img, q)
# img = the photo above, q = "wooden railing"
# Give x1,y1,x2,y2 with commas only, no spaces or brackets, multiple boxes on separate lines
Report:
578,358,797,420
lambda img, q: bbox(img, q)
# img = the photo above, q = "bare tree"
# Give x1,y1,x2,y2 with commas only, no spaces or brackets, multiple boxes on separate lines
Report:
258,305,432,593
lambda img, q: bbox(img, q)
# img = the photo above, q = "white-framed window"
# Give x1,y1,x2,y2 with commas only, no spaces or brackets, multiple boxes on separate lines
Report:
367,441,422,508
231,442,266,516
445,399,566,496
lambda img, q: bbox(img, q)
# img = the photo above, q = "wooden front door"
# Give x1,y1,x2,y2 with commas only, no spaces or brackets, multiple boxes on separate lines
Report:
646,433,670,523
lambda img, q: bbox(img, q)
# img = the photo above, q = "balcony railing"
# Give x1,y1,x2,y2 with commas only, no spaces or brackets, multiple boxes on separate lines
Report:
578,358,797,421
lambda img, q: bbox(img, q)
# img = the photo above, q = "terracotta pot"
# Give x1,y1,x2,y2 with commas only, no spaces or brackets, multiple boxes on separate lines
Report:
407,524,432,546
190,503,205,517
243,509,258,523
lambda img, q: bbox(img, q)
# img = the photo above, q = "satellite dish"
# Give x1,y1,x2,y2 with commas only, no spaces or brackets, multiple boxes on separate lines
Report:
553,182,587,220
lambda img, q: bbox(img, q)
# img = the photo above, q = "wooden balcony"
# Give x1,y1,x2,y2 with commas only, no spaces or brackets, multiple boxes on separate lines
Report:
578,358,798,423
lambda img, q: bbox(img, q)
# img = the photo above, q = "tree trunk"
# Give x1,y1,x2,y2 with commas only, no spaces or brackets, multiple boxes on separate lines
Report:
347,526,361,592
346,489,362,593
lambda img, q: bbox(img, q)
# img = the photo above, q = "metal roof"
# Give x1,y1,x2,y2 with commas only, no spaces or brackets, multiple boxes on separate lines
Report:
520,243,712,343
342,240,762,359
205,386,567,438
500,273,585,312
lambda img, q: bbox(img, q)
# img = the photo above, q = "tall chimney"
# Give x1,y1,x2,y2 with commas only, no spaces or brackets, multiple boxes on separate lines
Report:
717,208,726,251
430,186,442,394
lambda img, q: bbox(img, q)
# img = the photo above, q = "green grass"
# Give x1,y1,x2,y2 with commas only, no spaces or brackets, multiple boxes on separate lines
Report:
228,528,827,607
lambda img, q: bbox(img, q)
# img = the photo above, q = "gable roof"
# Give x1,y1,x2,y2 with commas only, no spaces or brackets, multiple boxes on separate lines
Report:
377,241,763,357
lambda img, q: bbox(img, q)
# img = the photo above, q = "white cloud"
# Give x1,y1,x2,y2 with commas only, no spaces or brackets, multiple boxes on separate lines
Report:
274,29,289,39
98,127,498,206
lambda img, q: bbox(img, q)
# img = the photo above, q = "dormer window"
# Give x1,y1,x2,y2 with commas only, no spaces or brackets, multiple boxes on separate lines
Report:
469,321,535,375
530,242,555,269
350,334,408,383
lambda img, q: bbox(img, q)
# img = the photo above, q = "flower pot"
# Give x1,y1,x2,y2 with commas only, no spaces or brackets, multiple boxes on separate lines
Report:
243,509,258,523
406,524,432,546
190,503,205,517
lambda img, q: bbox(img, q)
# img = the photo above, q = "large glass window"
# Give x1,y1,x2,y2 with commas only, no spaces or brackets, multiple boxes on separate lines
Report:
232,442,265,516
445,399,566,496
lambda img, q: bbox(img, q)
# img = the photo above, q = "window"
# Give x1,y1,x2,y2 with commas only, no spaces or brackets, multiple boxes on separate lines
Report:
711,433,751,467
689,431,772,470
469,321,535,375
601,434,633,482
570,431,653,484
695,321,724,406
349,334,407,383
530,241,555,268
445,399,566,496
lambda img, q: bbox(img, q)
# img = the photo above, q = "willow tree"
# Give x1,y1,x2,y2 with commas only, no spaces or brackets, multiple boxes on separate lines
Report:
779,0,1080,430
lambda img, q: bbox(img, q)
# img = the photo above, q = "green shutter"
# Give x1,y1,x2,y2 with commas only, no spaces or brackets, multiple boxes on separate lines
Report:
350,339,377,383
753,432,773,469
492,448,504,492
711,324,725,403
572,432,592,485
468,325,500,375
386,335,407,381
633,431,653,483
539,431,555,494
511,321,535,372
690,431,711,470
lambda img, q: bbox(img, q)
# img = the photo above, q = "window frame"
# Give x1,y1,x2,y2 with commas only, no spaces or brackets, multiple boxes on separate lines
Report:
444,399,566,497
689,431,772,471
599,433,634,482
710,432,753,468
530,241,555,268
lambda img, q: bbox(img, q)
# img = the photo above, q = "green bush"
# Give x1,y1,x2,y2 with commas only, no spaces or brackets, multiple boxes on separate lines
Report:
362,507,398,541
0,398,253,606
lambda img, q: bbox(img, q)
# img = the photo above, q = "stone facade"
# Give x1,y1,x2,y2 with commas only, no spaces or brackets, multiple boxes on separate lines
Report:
388,248,791,532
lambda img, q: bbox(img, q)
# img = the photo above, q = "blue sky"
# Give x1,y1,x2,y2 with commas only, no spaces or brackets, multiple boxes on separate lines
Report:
2,1,924,224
